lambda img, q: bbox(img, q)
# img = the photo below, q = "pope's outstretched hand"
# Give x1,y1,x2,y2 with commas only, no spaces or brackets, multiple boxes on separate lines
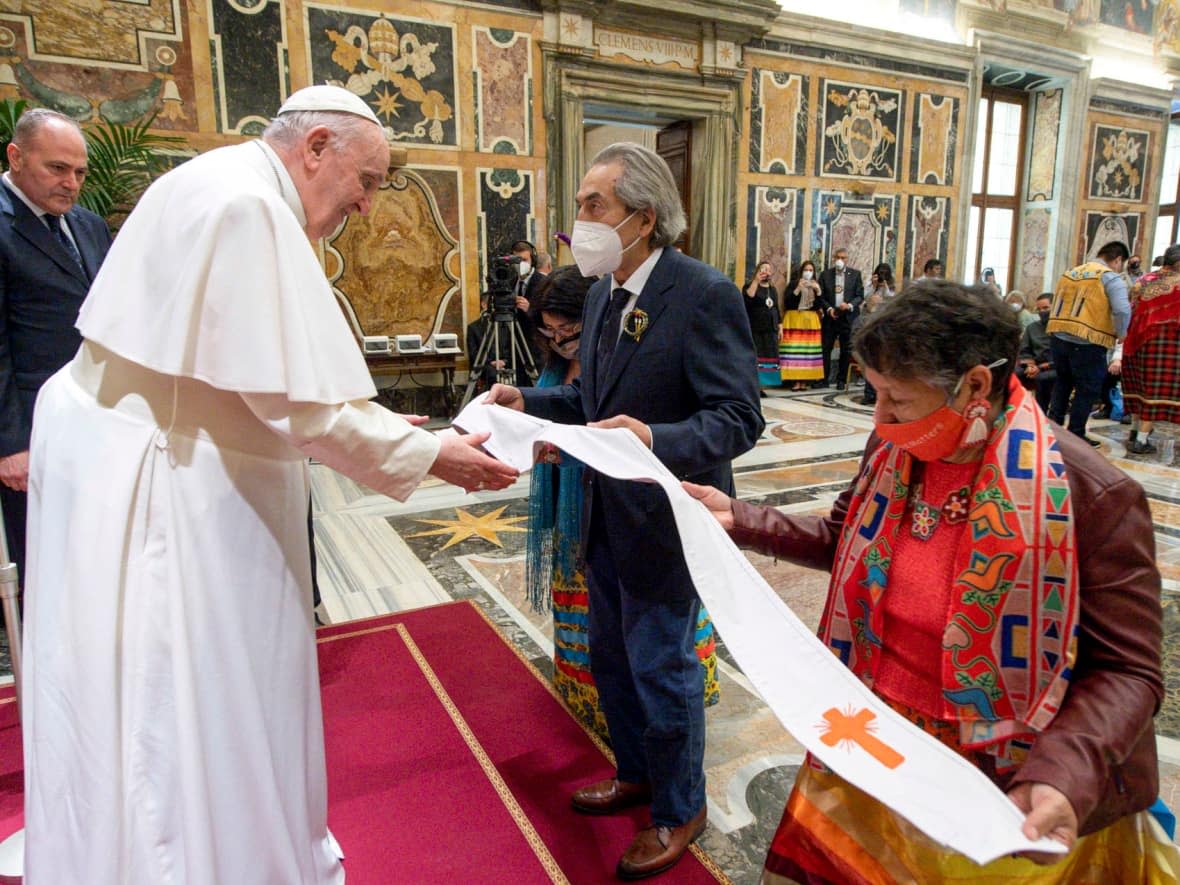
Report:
429,431,518,493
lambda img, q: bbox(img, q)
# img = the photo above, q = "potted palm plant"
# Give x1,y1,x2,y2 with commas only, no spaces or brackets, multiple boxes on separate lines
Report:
0,98,185,229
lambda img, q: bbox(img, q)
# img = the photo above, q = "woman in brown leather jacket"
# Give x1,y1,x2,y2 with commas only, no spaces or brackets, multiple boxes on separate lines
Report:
688,281,1176,883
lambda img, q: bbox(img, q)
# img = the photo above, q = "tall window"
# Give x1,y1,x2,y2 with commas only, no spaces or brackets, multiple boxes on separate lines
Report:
965,88,1028,293
1154,112,1180,260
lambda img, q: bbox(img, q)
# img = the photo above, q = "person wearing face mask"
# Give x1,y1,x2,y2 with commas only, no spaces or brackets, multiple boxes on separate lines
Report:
524,265,722,743
685,281,1172,882
1017,293,1057,411
486,141,764,880
817,247,864,389
780,260,824,391
1005,290,1036,330
1127,254,1144,284
510,238,545,375
743,260,782,389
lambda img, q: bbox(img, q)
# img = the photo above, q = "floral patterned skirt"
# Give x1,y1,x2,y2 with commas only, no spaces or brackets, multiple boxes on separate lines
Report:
551,568,720,743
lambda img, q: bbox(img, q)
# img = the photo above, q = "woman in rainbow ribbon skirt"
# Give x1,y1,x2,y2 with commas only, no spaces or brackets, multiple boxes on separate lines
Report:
688,281,1178,883
524,266,719,741
780,259,825,391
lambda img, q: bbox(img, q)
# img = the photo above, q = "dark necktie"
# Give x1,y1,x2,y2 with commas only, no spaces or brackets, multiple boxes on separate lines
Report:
45,214,87,278
596,287,630,391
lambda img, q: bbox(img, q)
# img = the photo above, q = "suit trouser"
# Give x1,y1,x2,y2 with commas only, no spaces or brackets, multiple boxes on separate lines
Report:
585,521,706,828
0,484,25,591
821,319,852,385
1047,338,1106,437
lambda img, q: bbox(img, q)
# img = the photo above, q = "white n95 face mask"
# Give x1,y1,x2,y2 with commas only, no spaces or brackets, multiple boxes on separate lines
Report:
518,260,532,277
570,211,638,277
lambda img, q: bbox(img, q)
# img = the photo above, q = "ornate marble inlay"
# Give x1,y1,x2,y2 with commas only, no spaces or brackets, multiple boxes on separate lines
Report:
1088,124,1150,202
819,80,903,182
911,93,956,186
1027,89,1061,202
307,7,458,146
326,168,461,340
473,27,531,155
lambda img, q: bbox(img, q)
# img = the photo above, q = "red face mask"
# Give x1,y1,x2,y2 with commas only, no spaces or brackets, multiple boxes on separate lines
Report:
873,360,1005,461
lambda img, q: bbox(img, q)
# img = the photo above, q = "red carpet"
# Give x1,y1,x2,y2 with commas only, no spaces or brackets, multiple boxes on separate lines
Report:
0,602,729,883
319,600,729,884
0,686,18,845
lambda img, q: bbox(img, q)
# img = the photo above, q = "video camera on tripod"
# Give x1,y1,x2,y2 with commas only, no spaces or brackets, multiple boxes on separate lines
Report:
486,253,523,321
460,253,539,408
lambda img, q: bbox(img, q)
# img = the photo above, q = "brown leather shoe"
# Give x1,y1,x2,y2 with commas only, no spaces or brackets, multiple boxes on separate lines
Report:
570,778,653,815
616,805,707,880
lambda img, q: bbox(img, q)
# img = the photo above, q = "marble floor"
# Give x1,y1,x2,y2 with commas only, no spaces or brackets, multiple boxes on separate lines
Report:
309,382,1180,883
4,383,1179,881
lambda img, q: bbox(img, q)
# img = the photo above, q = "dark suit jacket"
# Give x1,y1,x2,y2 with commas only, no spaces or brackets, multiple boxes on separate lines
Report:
521,248,764,601
0,182,112,455
817,266,865,326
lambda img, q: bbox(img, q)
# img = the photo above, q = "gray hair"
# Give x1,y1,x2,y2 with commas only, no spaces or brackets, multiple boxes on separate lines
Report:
262,110,379,150
853,280,1020,398
13,108,84,148
589,142,686,249
1163,244,1180,268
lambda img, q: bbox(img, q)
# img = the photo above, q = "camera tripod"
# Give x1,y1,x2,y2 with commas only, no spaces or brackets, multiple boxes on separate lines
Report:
461,309,538,409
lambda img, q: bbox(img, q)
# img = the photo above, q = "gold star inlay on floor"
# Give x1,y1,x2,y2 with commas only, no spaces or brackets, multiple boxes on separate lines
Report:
408,506,527,550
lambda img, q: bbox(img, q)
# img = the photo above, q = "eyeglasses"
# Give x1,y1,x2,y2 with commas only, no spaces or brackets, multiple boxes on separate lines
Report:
538,321,581,339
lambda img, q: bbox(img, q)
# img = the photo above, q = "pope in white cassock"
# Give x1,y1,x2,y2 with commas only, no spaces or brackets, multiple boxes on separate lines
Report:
20,86,518,883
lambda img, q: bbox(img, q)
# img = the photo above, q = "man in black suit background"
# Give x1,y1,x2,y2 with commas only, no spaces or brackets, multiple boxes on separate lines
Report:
509,238,545,373
0,108,112,581
817,247,864,389
488,143,763,879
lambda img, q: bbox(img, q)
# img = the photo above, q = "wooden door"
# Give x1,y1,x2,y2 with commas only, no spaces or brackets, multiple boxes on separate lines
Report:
656,120,691,254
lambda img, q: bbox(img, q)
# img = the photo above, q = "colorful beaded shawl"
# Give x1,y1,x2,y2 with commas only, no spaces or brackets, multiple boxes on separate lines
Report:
1125,269,1180,359
821,376,1079,762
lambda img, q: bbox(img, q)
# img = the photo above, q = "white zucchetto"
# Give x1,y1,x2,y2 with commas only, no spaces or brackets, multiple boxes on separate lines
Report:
277,85,382,127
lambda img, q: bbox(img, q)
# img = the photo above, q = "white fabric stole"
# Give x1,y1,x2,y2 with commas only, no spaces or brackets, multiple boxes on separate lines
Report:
453,400,1064,866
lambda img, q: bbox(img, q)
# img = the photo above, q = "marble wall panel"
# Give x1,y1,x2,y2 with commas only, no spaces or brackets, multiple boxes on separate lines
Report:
1027,89,1061,201
812,189,898,275
905,195,949,283
0,12,197,131
306,7,458,146
909,93,957,186
473,27,531,155
478,167,535,285
1081,211,1141,261
1088,124,1150,202
208,0,288,135
818,79,902,182
749,70,807,175
1018,207,1051,296
326,168,461,339
744,185,805,285
0,0,181,66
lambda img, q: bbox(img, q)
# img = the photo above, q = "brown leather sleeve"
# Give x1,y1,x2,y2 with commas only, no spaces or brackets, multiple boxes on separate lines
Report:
1007,464,1164,835
728,437,879,571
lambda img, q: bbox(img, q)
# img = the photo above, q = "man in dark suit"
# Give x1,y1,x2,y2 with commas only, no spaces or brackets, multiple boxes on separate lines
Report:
488,143,763,880
817,247,864,389
0,108,112,582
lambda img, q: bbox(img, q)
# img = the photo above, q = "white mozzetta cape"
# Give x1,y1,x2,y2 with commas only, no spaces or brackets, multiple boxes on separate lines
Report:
78,141,376,404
